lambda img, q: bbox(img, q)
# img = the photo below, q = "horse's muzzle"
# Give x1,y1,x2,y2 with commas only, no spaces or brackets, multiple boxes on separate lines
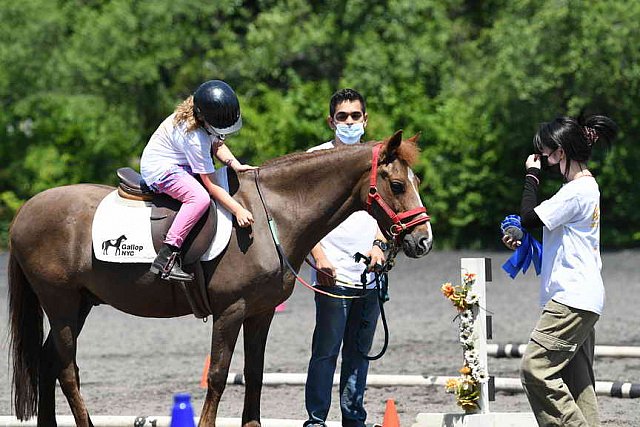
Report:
402,232,432,258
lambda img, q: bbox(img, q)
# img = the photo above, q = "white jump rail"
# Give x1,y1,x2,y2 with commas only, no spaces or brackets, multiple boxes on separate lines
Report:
220,372,640,398
221,372,640,398
488,343,640,358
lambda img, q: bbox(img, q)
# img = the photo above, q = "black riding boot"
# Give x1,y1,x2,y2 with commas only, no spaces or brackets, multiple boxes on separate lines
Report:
150,244,194,282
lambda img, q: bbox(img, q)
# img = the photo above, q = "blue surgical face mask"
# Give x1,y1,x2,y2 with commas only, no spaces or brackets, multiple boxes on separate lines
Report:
335,123,365,145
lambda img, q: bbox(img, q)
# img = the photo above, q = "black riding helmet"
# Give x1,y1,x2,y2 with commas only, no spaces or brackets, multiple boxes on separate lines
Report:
193,80,242,136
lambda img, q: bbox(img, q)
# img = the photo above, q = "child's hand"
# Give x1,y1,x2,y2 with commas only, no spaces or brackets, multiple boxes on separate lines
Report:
234,163,257,172
234,207,254,228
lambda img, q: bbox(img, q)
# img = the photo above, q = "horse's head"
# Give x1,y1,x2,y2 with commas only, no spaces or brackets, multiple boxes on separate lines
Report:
363,130,433,258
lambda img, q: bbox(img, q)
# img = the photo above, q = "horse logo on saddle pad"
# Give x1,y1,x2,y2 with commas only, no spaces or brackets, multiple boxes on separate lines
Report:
92,167,234,265
101,235,127,256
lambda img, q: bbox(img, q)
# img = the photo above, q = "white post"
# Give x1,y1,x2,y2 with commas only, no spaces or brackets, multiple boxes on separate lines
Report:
460,258,491,414
412,258,537,427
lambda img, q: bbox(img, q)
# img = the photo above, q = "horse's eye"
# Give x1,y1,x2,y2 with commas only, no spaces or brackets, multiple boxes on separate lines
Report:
390,181,405,194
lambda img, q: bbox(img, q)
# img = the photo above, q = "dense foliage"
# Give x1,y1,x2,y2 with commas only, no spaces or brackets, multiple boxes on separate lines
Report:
2,0,639,248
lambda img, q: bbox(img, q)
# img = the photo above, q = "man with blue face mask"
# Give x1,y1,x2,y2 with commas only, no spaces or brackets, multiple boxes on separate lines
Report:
328,90,368,144
304,89,387,427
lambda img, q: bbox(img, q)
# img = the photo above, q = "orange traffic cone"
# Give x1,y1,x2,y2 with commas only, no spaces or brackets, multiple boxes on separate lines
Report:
200,355,210,388
382,398,400,427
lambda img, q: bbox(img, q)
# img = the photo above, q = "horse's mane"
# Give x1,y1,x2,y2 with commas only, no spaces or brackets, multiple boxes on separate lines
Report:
259,147,325,169
396,137,420,166
259,135,420,169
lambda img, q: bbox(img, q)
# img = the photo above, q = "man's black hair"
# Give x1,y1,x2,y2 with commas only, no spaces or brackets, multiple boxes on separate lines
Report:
329,88,366,117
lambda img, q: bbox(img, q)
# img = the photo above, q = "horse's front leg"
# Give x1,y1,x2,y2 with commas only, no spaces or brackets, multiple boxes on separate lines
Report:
199,305,244,427
241,310,275,427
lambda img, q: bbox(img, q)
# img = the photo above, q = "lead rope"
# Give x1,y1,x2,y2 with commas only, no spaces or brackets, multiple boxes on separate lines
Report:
354,249,398,361
365,271,390,360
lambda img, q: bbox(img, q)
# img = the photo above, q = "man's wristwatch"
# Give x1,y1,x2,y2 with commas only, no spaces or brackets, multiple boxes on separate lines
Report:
372,239,388,251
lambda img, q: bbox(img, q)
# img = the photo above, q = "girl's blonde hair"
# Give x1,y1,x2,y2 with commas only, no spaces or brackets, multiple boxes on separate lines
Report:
173,96,202,132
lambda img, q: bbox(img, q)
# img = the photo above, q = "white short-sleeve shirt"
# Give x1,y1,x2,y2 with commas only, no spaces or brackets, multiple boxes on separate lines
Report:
534,177,603,314
307,141,379,289
141,114,219,186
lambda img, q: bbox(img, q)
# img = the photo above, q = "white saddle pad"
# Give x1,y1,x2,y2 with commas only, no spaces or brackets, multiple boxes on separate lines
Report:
92,167,233,263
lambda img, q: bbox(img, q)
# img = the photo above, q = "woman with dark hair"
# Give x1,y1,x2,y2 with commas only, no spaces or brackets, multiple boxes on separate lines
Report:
503,115,618,426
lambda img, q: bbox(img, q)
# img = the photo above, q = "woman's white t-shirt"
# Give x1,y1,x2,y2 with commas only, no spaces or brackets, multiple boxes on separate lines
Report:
141,113,219,186
534,176,603,314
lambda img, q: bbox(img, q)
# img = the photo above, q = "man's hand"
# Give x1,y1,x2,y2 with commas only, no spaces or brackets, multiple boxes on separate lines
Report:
314,256,336,287
366,246,386,272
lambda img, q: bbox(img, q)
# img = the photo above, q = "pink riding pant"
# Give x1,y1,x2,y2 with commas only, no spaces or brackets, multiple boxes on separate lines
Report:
154,169,211,248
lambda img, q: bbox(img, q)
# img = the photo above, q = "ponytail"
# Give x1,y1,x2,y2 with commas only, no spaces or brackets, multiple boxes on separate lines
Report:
581,115,618,149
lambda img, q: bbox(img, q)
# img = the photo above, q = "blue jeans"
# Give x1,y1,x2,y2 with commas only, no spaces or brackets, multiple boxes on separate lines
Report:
304,287,381,427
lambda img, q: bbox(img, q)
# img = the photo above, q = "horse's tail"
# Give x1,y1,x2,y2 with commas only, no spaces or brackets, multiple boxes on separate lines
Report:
8,245,43,420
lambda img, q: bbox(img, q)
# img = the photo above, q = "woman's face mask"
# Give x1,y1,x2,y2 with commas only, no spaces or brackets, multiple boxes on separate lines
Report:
335,122,365,145
540,154,563,179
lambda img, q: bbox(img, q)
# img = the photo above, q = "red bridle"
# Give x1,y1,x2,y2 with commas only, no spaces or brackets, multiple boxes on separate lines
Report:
366,144,431,239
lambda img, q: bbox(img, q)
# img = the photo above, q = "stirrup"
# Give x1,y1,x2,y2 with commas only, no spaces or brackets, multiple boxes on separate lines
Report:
151,250,194,282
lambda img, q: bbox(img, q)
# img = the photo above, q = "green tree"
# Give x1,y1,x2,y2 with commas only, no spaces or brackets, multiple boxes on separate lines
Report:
2,0,639,248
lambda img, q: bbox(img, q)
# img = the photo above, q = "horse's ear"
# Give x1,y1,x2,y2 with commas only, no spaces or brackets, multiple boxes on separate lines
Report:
382,130,403,160
407,132,421,145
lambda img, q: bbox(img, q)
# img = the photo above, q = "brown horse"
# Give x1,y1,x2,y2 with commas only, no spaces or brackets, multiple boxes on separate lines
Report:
8,131,432,427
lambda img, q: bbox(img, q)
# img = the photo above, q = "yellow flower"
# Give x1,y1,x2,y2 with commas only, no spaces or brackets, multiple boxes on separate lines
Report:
445,378,459,391
459,365,471,375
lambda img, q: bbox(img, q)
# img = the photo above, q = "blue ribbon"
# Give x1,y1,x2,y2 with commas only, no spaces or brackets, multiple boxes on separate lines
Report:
500,215,543,279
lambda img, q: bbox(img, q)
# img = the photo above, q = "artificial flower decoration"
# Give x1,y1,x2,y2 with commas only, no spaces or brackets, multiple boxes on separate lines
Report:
441,272,487,412
441,282,455,298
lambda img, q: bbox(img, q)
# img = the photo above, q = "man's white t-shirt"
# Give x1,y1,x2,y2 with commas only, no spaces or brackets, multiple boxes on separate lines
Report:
141,113,219,186
534,176,603,314
308,141,379,289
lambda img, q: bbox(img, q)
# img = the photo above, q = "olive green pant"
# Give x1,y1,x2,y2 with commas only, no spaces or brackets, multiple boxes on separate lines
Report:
520,299,600,427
